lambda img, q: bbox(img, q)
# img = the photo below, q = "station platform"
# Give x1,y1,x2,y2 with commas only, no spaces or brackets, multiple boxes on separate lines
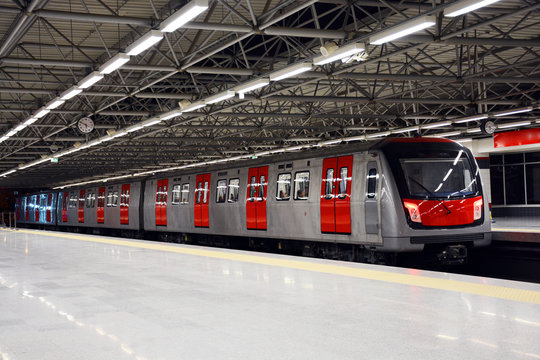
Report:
492,217,540,242
1,229,539,360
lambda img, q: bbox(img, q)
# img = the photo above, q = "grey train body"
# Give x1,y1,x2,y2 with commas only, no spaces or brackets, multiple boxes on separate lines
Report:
16,141,492,253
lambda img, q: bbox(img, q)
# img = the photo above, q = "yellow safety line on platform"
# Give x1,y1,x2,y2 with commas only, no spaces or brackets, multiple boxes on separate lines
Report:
492,227,540,233
7,229,540,305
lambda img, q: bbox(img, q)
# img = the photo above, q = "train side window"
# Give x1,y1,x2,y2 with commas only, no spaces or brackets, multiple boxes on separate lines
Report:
294,171,310,200
172,184,181,205
107,191,113,207
181,183,189,204
228,178,240,203
325,168,334,199
216,179,227,203
258,175,266,202
276,173,291,201
112,191,118,207
367,168,377,199
249,176,257,201
203,181,209,204
338,167,348,199
91,193,96,208
196,182,202,204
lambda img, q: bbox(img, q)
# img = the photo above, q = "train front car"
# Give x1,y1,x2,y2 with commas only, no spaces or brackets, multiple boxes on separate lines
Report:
375,138,491,264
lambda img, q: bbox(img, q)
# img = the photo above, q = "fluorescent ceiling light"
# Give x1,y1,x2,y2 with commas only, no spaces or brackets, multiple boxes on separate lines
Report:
367,131,391,138
24,117,38,126
453,115,488,123
421,121,451,129
497,121,531,129
392,126,419,134
313,43,364,65
35,108,50,118
236,78,269,95
46,98,65,110
14,124,25,132
160,110,182,120
126,30,164,56
99,53,130,74
369,15,436,45
6,129,18,137
467,128,481,133
143,118,163,127
182,101,206,112
493,107,532,117
78,71,104,89
435,131,462,138
270,62,313,81
205,90,235,104
159,0,209,33
127,125,144,133
60,86,82,100
444,0,501,17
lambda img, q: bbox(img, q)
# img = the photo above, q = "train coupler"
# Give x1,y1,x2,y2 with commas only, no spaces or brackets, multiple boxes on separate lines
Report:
437,245,468,265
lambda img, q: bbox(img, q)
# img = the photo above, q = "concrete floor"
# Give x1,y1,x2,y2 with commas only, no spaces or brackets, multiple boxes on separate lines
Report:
0,229,539,360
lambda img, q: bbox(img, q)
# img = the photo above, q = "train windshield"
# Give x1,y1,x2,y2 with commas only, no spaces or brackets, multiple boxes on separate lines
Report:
381,141,481,200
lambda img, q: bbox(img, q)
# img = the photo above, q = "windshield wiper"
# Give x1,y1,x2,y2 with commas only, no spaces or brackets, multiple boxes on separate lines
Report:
408,176,452,214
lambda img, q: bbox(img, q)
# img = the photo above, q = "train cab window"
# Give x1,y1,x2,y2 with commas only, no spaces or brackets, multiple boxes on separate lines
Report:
107,191,113,207
196,182,202,204
172,185,181,204
112,191,118,207
216,180,227,203
203,181,209,204
294,171,310,200
325,169,334,199
338,167,349,199
228,178,240,203
181,183,189,204
249,176,257,201
367,168,377,199
276,173,291,201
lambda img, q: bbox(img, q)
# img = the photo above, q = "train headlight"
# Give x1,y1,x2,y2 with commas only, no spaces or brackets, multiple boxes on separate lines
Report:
473,198,483,220
404,201,422,223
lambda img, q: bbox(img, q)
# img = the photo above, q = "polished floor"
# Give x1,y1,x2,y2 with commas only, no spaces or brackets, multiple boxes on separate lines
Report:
1,229,539,360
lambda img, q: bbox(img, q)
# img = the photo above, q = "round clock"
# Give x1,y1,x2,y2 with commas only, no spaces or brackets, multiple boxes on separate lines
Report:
480,120,496,135
78,117,94,134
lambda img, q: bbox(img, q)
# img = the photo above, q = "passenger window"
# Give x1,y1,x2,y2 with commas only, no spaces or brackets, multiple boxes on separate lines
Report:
216,179,227,203
367,168,377,199
325,168,334,199
112,191,118,206
107,191,112,207
228,178,240,203
91,193,96,208
258,175,266,202
196,182,202,204
294,171,310,200
338,167,348,199
86,193,92,208
172,184,181,204
203,181,209,204
125,190,129,206
249,176,257,201
276,173,291,201
181,183,189,204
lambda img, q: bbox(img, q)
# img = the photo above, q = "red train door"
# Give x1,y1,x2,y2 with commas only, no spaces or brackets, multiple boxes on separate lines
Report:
78,190,85,223
120,184,130,224
34,197,39,221
46,194,52,222
155,179,168,226
194,173,210,227
320,156,353,234
62,192,68,222
246,166,269,230
25,197,30,221
97,187,105,223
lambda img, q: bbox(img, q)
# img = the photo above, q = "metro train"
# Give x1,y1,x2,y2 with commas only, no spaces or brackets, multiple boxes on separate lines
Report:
15,138,491,263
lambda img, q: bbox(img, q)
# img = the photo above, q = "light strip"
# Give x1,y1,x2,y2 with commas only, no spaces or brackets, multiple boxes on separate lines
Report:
421,121,451,129
99,53,130,74
181,100,206,112
35,107,50,118
126,30,164,56
392,126,419,134
444,0,501,17
159,0,209,33
46,98,65,110
205,90,235,104
236,78,269,96
493,107,533,117
270,62,313,81
496,121,531,129
453,115,488,123
23,117,38,126
369,15,436,45
160,110,182,120
78,71,104,89
60,86,82,100
313,43,364,65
